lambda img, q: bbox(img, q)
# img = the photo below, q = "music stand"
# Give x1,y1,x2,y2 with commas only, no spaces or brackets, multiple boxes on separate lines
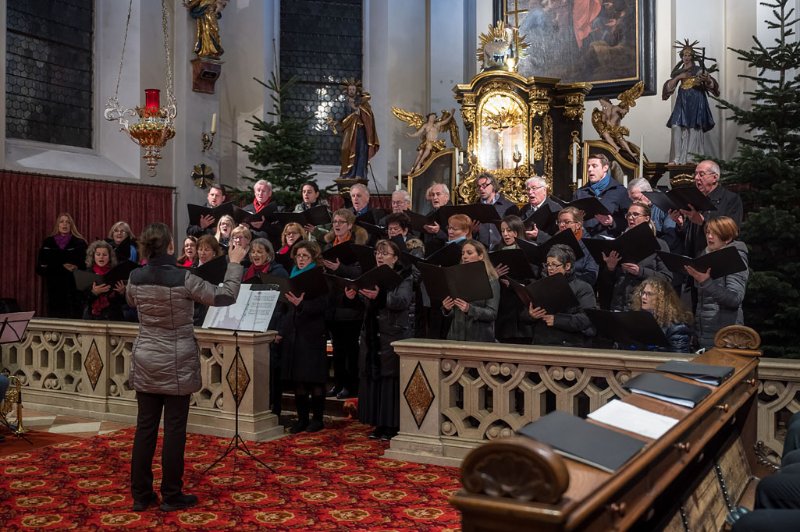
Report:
0,311,35,443
203,331,274,474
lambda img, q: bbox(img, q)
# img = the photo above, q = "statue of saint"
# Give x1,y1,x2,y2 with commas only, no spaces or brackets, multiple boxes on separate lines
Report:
184,0,228,60
662,40,720,164
327,80,380,179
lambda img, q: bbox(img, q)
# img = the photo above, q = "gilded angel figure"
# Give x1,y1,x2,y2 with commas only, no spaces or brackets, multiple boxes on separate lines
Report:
392,107,460,174
591,80,644,162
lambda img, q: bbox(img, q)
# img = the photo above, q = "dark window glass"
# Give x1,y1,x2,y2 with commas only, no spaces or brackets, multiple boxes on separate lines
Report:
6,0,93,148
280,0,362,166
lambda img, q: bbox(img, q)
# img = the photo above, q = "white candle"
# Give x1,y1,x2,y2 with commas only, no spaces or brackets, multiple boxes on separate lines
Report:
572,142,577,184
530,147,535,170
460,151,464,165
210,113,217,134
397,148,402,190
454,148,459,170
638,135,644,177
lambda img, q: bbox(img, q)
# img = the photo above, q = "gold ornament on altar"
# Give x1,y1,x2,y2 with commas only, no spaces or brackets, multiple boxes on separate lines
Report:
591,80,644,162
104,0,177,176
476,21,528,72
392,107,461,174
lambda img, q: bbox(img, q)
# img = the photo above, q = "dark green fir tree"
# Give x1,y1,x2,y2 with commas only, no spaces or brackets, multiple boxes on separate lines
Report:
714,0,800,357
234,72,316,208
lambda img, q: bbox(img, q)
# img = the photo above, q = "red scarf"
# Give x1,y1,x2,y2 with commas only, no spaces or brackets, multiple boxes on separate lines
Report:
253,197,271,213
243,262,270,282
90,263,113,316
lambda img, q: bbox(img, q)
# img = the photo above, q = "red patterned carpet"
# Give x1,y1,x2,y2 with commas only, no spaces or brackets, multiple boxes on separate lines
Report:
0,420,462,530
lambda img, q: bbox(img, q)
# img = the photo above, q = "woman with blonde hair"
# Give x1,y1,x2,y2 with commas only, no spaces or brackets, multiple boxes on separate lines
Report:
442,239,500,342
36,213,88,318
214,214,235,252
630,277,693,352
275,222,307,270
107,221,138,263
684,216,749,348
82,240,125,321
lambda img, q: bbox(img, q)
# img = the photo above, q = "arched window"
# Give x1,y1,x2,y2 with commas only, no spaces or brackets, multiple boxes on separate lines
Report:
6,0,93,148
280,0,362,165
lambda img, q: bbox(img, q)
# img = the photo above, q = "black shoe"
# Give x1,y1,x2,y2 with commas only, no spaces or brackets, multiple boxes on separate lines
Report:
160,493,198,512
306,419,324,433
380,429,398,441
368,427,384,440
132,492,158,512
326,386,341,397
289,420,308,434
335,388,351,399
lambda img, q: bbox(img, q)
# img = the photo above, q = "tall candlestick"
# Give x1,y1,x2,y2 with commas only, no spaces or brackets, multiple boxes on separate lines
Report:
210,113,217,134
572,142,578,184
397,148,402,191
638,135,644,177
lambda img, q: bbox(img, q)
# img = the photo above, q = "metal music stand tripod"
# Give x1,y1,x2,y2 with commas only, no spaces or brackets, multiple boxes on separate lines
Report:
0,311,35,444
203,331,274,473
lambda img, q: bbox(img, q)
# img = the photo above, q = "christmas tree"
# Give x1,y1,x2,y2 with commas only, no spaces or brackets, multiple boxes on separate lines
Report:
234,72,317,207
715,0,800,357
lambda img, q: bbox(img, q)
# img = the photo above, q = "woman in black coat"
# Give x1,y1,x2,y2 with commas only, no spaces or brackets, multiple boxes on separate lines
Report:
36,213,88,318
278,240,328,434
528,244,596,347
346,239,415,440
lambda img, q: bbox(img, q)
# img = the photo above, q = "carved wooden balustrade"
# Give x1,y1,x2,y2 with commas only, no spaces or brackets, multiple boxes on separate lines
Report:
0,319,281,441
387,336,800,467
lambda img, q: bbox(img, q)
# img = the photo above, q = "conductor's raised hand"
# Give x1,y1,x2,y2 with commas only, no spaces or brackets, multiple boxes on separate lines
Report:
228,242,249,264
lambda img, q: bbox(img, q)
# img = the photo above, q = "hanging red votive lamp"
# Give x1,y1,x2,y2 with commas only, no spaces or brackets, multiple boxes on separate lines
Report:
144,89,161,117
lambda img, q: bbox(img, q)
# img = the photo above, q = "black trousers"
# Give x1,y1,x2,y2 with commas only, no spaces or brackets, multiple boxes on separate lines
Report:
327,320,362,392
130,392,191,502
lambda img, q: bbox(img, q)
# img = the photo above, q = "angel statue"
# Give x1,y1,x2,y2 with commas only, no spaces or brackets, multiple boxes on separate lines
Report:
392,108,461,174
591,80,644,163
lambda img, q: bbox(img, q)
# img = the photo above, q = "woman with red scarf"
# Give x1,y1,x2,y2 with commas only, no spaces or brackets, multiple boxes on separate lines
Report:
83,240,126,321
242,238,288,283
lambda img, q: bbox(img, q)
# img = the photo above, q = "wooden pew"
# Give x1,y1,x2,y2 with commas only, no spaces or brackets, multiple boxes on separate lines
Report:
450,326,768,531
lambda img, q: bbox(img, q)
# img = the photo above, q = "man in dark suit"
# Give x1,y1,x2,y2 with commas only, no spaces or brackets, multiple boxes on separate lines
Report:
186,184,226,237
671,159,743,257
519,175,562,239
421,182,451,255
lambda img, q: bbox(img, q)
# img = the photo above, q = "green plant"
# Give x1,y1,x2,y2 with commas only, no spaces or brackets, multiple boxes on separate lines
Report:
234,72,317,207
714,0,800,357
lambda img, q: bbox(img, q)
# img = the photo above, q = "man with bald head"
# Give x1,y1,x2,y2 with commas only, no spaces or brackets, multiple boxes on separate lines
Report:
671,159,743,257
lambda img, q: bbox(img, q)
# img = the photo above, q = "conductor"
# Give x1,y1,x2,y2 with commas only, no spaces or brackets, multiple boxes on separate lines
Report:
126,223,247,512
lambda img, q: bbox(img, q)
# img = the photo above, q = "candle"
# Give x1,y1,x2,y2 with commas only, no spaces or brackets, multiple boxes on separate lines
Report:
638,135,644,177
460,151,464,165
529,147,535,170
211,113,217,134
397,148,402,191
572,142,577,184
144,89,160,114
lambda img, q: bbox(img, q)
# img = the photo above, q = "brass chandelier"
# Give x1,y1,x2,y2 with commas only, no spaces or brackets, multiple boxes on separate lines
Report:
104,0,177,176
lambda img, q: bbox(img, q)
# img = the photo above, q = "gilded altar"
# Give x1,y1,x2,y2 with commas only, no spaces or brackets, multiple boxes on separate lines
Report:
454,71,591,204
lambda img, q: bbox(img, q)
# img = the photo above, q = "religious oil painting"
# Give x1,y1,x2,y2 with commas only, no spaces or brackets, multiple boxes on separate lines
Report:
499,0,655,99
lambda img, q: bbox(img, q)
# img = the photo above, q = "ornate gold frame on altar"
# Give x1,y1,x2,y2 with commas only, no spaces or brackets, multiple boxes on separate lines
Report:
454,70,591,204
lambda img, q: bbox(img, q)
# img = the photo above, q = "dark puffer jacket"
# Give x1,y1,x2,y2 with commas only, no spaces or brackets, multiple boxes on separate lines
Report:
126,254,242,395
694,240,749,348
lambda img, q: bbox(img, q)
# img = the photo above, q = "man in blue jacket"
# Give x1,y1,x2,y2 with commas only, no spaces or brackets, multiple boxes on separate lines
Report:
573,153,631,238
